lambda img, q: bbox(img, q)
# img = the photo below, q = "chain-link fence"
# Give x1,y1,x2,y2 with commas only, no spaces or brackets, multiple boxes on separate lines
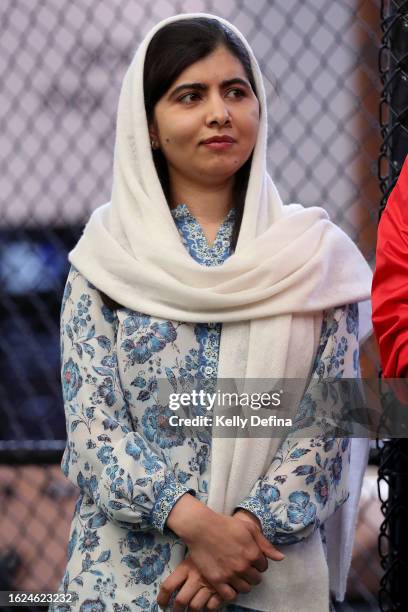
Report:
376,1,408,611
1,1,386,610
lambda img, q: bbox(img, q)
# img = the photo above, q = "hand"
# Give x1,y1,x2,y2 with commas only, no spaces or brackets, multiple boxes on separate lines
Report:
180,508,284,601
157,555,225,611
165,495,284,603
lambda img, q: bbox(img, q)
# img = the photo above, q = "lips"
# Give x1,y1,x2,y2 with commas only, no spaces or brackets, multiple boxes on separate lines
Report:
201,135,236,144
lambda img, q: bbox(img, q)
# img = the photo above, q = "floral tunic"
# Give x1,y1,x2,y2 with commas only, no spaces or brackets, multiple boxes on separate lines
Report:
53,203,359,612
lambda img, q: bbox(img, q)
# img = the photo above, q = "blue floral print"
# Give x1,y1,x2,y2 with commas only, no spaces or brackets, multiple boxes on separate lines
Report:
287,491,317,525
62,358,83,401
52,203,358,611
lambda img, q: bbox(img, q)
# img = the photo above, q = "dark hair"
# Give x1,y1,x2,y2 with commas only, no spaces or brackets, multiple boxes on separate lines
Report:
143,17,258,251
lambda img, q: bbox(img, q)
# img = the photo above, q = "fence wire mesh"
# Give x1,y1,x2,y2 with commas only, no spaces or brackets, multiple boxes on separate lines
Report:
1,1,385,610
376,1,408,611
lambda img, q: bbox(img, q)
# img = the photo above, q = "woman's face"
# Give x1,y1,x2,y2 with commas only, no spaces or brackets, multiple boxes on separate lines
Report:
149,45,260,189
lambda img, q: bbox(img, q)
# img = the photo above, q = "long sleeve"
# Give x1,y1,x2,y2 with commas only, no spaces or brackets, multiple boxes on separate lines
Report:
233,303,359,545
60,265,196,534
372,154,408,377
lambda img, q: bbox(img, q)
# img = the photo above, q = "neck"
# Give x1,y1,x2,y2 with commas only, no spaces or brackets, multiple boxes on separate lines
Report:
169,172,235,224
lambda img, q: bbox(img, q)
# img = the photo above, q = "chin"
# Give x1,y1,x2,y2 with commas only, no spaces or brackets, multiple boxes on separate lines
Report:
203,159,244,177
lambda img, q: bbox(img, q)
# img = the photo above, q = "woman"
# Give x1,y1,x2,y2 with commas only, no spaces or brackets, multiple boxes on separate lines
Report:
54,12,372,612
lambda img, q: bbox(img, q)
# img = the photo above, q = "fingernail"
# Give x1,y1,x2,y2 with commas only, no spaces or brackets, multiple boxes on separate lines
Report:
273,549,284,558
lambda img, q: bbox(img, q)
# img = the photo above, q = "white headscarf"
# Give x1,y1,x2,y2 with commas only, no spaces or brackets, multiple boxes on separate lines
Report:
69,12,372,611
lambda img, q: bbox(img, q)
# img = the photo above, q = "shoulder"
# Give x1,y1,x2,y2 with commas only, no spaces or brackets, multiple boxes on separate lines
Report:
61,264,118,326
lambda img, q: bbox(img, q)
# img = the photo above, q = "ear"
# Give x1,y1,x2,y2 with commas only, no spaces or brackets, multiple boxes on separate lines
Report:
148,119,159,144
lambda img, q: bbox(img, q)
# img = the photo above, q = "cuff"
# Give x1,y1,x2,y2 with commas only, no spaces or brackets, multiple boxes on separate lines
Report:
151,473,196,535
234,497,277,542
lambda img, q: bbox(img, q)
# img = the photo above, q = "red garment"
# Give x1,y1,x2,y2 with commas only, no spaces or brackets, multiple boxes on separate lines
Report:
372,155,408,377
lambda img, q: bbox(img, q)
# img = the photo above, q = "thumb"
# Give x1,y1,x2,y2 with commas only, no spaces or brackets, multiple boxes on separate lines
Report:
253,530,285,561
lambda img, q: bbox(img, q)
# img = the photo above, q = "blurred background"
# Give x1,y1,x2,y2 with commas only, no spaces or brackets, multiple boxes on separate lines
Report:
0,0,403,610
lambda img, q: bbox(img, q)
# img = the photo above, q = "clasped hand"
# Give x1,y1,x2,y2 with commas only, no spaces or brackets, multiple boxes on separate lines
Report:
157,510,284,611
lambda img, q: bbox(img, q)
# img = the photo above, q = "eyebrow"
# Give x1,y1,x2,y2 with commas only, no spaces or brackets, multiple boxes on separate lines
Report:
168,77,251,98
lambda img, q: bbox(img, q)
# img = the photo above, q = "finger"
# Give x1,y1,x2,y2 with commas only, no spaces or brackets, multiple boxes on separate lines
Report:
228,575,252,595
253,530,285,561
157,565,188,609
250,552,268,573
237,565,263,586
206,593,229,610
212,582,237,603
187,587,215,611
173,577,206,612
242,521,285,562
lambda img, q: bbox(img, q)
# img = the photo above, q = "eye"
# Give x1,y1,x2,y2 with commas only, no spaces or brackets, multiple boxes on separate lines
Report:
226,88,246,98
178,88,246,104
178,92,201,104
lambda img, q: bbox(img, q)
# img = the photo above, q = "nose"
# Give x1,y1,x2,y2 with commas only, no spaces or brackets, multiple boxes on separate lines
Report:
206,94,231,126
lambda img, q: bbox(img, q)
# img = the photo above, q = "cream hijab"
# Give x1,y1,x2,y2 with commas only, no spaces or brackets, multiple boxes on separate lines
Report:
69,12,373,611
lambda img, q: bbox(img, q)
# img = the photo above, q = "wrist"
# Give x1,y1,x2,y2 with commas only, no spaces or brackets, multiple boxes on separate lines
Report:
166,493,215,542
233,508,262,530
